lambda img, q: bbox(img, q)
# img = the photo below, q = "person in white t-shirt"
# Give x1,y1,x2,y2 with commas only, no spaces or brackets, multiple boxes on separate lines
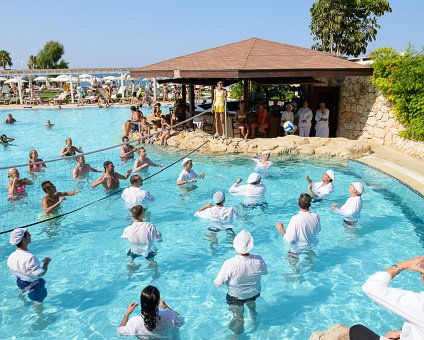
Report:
176,157,205,186
194,191,239,232
295,101,313,137
332,182,364,225
121,175,155,209
121,205,162,265
275,193,321,256
252,151,272,177
229,172,267,207
214,230,267,335
280,104,297,136
305,169,335,199
117,285,184,339
7,228,51,304
350,256,424,340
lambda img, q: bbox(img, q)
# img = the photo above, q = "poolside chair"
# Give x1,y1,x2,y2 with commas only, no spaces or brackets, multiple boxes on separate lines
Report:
49,92,67,105
9,96,19,104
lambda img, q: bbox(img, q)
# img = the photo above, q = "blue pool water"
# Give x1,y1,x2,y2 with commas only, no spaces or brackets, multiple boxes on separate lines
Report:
0,108,423,339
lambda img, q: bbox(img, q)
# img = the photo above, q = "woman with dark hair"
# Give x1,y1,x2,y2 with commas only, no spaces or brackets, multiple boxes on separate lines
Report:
118,285,184,339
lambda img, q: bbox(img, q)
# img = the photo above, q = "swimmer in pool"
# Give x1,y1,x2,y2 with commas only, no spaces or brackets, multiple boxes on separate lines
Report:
41,180,80,214
7,168,33,199
1,134,14,144
91,161,132,190
45,120,54,128
305,170,335,199
72,155,102,179
120,136,136,161
133,147,162,173
61,138,83,157
252,151,272,177
4,113,17,124
27,150,47,173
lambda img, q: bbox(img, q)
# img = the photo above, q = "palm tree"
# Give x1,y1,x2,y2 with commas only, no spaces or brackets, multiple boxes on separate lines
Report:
0,50,13,69
28,55,38,69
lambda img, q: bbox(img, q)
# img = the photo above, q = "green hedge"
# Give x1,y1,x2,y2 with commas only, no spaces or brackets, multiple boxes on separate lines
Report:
371,48,424,141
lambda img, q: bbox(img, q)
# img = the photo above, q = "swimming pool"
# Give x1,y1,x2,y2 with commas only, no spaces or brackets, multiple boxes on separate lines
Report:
1,108,423,339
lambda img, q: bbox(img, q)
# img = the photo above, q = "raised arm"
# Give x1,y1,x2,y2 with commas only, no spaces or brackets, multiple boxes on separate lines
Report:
42,196,65,214
91,174,105,188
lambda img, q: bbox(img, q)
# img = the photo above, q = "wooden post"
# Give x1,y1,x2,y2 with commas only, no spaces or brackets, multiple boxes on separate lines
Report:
182,84,187,104
243,79,249,106
189,84,195,128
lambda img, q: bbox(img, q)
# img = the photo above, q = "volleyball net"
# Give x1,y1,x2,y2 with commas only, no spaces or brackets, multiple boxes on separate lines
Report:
0,109,212,235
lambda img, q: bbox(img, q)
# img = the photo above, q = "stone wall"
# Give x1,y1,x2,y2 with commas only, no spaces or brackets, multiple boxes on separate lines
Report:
337,76,424,160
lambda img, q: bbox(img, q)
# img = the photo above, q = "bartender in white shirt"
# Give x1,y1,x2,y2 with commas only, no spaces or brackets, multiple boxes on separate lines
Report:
275,193,321,256
194,191,239,232
295,101,313,137
214,230,267,335
305,169,335,199
7,228,51,304
176,158,205,186
315,102,330,138
332,182,364,225
350,255,424,340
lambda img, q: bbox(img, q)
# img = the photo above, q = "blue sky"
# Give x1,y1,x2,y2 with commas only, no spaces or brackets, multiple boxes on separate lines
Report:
2,0,422,69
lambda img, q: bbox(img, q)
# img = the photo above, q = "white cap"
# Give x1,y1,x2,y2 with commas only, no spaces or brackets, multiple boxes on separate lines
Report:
213,191,225,204
325,169,335,181
247,172,261,184
181,158,192,166
9,228,27,245
262,150,270,156
352,182,364,195
233,229,254,254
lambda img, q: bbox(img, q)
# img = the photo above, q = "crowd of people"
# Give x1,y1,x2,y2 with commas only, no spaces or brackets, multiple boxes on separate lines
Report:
3,105,423,340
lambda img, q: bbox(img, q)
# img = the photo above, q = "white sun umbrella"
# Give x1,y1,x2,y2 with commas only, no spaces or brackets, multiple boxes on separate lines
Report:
50,75,68,82
4,78,28,84
103,76,118,81
79,74,92,79
33,76,48,82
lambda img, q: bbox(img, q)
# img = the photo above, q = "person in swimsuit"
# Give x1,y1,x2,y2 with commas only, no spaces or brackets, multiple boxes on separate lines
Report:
139,117,151,139
252,151,272,177
120,136,137,161
123,107,143,136
41,181,80,214
212,81,227,138
251,102,269,138
45,120,54,128
234,101,250,139
91,161,132,190
7,168,33,200
60,138,83,157
1,134,14,144
133,147,162,173
27,150,47,173
159,115,171,146
151,102,163,127
72,155,102,180
4,113,17,124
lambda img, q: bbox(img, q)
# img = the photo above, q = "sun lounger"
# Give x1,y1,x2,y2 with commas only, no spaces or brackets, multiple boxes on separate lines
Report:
49,92,67,105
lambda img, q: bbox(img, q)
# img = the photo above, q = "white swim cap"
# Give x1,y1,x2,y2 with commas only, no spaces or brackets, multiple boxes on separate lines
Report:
213,191,225,204
181,158,192,166
233,229,254,254
10,228,27,245
352,182,364,195
325,169,335,181
247,172,261,184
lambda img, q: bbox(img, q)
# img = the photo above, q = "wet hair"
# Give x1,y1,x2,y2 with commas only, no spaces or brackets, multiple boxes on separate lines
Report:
29,149,37,158
140,285,161,331
131,205,145,219
41,181,53,193
103,161,112,171
16,231,29,248
7,168,18,178
122,136,129,142
130,175,142,185
298,193,312,209
130,106,137,111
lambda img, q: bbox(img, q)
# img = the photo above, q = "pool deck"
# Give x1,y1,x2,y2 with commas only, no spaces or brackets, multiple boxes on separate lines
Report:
2,103,424,196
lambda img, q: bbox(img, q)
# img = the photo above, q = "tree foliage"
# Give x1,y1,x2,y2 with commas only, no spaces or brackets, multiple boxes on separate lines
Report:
0,50,13,69
36,41,69,69
310,0,392,57
27,55,38,69
371,47,424,141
